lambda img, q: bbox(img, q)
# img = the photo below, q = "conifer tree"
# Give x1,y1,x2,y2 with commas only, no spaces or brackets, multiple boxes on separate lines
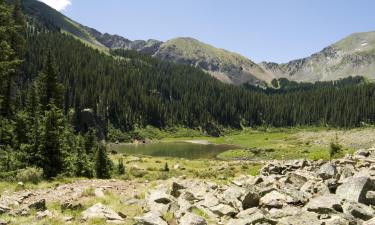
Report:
95,143,112,179
118,158,125,175
40,102,65,178
74,135,94,178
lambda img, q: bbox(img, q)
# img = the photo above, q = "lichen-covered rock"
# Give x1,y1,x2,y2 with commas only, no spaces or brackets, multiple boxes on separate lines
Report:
336,177,375,204
304,194,343,214
179,212,207,225
81,203,124,222
135,211,168,225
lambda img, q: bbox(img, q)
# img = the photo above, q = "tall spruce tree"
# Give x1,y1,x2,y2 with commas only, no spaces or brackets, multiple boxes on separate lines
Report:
40,102,65,178
95,143,112,179
38,54,63,111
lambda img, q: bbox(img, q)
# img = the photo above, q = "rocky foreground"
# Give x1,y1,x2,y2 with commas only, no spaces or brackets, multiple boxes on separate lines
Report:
136,149,375,225
1,149,375,224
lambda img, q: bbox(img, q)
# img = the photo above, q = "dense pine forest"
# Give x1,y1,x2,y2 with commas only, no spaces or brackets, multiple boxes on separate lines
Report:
2,0,375,179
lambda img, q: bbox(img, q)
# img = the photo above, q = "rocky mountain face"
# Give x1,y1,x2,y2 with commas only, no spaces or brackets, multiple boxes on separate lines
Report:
261,31,375,82
153,38,273,85
23,0,375,85
82,26,163,55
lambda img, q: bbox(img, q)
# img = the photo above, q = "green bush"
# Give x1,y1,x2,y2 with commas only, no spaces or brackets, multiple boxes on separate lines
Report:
16,167,43,184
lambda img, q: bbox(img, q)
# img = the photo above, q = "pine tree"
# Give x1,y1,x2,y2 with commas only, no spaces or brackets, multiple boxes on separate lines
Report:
74,135,94,178
95,143,112,179
117,158,125,175
40,102,65,178
164,162,169,172
38,54,63,111
84,128,97,155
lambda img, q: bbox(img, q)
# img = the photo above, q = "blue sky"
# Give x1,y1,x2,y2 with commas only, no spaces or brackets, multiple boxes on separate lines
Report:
41,0,375,63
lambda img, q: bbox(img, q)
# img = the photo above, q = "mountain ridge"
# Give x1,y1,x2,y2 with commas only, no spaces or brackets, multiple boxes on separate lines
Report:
23,0,375,85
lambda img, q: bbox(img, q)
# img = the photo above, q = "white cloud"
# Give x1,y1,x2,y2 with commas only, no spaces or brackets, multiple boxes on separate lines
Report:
38,0,72,11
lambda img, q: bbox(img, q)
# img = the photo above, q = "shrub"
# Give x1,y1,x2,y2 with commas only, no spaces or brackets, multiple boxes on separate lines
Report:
129,167,147,178
16,167,43,184
117,158,125,175
329,134,342,159
164,162,169,172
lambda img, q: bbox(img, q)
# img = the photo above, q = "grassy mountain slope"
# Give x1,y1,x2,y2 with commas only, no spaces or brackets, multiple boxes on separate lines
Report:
260,31,375,82
22,0,105,49
154,37,274,85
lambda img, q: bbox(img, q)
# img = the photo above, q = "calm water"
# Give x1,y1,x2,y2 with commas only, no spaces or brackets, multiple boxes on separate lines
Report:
113,142,236,159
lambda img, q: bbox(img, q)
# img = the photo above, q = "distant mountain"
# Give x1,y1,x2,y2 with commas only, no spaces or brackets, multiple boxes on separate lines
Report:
22,0,272,85
22,0,375,85
260,31,375,82
153,38,273,85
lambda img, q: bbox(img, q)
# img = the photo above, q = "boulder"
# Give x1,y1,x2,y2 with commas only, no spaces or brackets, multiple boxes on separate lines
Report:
94,188,105,197
81,203,124,222
210,203,237,217
241,189,260,209
301,180,330,195
222,186,244,209
336,177,375,204
318,162,337,180
36,210,53,220
0,204,10,214
61,201,84,210
304,194,343,214
232,175,256,187
171,181,186,198
259,190,288,208
356,149,370,157
277,211,321,225
179,212,207,225
148,191,174,204
364,217,375,225
342,201,375,221
0,220,7,225
28,199,46,211
135,211,168,225
198,193,219,208
228,210,275,225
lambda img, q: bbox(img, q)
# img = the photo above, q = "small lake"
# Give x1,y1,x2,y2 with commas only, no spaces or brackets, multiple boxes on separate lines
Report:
112,141,237,159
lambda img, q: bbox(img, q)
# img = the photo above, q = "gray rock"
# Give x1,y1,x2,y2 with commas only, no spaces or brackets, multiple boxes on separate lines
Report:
232,175,256,187
135,211,168,225
277,211,321,225
148,191,173,204
198,193,219,208
241,189,260,209
222,186,244,209
318,163,337,180
342,201,375,221
36,210,53,220
0,204,10,214
228,210,275,225
304,194,343,214
171,181,186,198
179,212,207,225
356,149,370,157
94,188,105,197
366,190,375,204
210,203,237,217
259,190,288,208
336,176,375,204
28,199,46,211
0,220,8,225
81,203,124,222
364,217,375,225
301,180,330,195
61,201,84,210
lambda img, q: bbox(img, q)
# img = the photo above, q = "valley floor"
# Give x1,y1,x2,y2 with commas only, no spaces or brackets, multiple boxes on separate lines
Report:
1,127,375,224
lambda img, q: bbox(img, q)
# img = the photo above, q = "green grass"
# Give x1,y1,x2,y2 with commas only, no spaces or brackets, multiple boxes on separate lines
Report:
162,127,355,160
